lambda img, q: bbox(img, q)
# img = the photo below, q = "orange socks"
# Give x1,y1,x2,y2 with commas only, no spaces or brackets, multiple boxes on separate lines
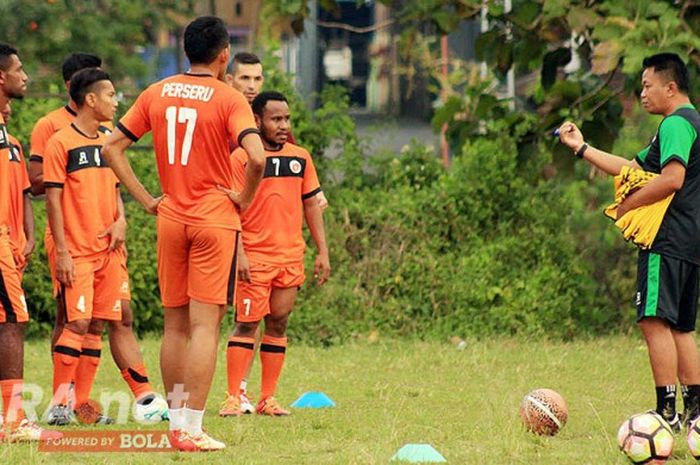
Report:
226,336,255,396
74,333,102,406
0,379,25,423
52,328,83,405
259,335,287,400
120,364,154,401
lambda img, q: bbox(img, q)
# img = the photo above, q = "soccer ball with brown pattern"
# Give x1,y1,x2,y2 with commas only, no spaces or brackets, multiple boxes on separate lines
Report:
519,388,568,436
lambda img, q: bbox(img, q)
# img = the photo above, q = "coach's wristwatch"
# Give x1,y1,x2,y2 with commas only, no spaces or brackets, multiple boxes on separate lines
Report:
574,142,589,159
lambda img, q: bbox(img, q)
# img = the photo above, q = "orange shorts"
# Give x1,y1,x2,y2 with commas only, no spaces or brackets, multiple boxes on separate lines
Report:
0,231,28,323
48,232,131,301
157,216,238,307
58,252,123,323
235,261,305,323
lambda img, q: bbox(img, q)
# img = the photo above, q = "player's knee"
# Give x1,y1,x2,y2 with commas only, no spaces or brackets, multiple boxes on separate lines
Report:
66,319,90,335
88,319,106,335
235,321,259,337
264,316,288,337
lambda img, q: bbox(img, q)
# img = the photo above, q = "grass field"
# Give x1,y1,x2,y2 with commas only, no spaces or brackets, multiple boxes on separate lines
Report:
0,335,697,464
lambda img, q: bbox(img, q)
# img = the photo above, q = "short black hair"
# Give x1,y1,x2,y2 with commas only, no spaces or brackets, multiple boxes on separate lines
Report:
184,16,229,65
642,53,690,94
233,52,261,66
0,43,18,71
69,67,111,107
252,91,288,117
62,52,102,82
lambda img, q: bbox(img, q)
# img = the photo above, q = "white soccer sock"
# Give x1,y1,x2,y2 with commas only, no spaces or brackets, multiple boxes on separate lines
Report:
184,407,204,436
168,408,183,431
239,379,248,393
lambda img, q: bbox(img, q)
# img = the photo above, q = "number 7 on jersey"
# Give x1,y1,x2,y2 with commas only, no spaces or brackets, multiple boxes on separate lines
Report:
165,106,198,166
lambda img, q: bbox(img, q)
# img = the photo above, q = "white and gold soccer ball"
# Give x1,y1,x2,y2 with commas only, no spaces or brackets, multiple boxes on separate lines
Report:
617,411,674,464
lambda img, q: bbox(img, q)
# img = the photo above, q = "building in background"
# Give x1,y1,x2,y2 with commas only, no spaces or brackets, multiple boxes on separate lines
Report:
142,0,477,118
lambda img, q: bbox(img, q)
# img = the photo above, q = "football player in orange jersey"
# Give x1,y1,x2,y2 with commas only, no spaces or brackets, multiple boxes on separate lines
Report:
0,43,62,442
103,16,265,451
225,53,329,413
44,68,126,426
2,102,35,276
219,91,330,417
30,53,169,424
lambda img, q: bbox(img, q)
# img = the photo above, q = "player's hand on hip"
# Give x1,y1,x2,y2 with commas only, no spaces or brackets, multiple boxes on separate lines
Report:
217,185,251,212
314,253,331,286
56,250,75,287
145,195,163,216
238,249,252,283
558,121,584,151
99,217,127,252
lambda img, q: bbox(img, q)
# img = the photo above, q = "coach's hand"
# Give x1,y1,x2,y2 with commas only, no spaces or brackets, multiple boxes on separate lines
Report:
218,185,251,212
100,217,127,252
314,252,331,286
238,249,251,283
558,121,585,152
56,250,75,287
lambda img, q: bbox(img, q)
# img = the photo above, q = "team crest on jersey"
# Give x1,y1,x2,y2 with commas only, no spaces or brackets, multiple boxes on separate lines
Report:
67,145,107,173
289,159,302,174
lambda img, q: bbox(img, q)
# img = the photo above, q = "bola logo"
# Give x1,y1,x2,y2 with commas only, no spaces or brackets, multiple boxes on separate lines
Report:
289,159,302,174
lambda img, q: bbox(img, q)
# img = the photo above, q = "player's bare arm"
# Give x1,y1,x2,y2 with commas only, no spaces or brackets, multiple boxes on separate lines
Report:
615,160,686,219
27,160,44,196
98,189,127,251
46,186,75,286
102,129,162,215
558,121,641,175
219,133,265,211
21,192,35,266
303,195,330,285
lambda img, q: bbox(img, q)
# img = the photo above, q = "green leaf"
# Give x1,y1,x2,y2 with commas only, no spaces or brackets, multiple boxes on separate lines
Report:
566,8,600,32
591,40,623,74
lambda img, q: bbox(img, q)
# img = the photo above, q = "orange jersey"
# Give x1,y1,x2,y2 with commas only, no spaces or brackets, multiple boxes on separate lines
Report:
231,142,321,265
7,134,30,254
43,125,119,261
30,105,113,163
0,113,11,227
118,73,258,230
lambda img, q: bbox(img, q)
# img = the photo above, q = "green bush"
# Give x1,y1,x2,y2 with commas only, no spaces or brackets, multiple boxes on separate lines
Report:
17,82,642,344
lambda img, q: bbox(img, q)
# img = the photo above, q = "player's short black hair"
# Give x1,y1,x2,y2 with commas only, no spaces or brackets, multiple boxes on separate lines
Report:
0,43,18,71
642,53,690,94
252,91,288,117
69,67,111,107
62,52,102,82
233,52,261,66
184,16,230,65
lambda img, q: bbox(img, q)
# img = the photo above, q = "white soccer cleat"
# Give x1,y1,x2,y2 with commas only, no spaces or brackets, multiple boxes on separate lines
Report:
240,391,255,415
133,394,170,424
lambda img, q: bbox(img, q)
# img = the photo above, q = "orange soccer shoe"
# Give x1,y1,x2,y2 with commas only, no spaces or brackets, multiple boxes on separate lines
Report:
218,393,243,417
256,396,290,416
173,430,225,452
5,419,63,442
